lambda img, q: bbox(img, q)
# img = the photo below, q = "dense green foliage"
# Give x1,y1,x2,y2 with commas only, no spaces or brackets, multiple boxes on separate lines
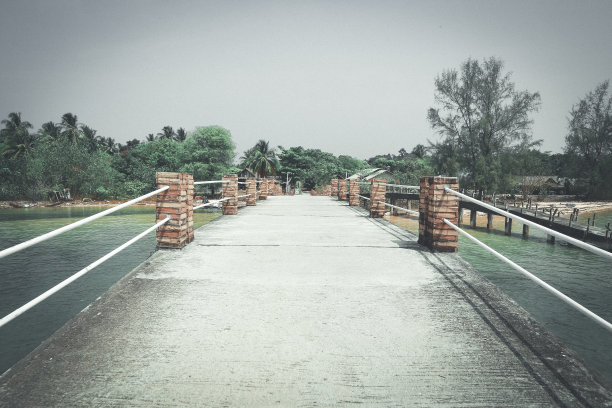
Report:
428,57,541,193
0,115,236,200
1,60,610,200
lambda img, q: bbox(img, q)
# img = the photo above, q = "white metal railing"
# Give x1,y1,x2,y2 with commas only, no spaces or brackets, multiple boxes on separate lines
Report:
237,181,252,185
0,186,170,260
379,201,418,216
445,187,612,261
381,183,420,189
0,216,170,329
443,219,612,332
193,197,231,210
237,194,251,199
193,180,230,185
356,194,370,201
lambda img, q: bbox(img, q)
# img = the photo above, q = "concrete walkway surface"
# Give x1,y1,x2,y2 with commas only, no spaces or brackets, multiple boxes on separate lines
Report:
1,195,611,407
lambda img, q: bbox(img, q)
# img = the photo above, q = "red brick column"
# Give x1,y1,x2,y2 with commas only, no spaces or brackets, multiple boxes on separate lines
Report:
338,179,347,201
155,172,194,249
348,179,359,206
258,179,267,200
418,176,459,252
267,178,275,196
331,179,339,197
369,178,386,218
222,174,238,215
246,177,257,205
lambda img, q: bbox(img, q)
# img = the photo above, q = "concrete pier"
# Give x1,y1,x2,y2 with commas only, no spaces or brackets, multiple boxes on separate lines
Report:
1,195,610,406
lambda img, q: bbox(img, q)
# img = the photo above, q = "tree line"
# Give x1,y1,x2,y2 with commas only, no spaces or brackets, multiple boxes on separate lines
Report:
1,56,610,201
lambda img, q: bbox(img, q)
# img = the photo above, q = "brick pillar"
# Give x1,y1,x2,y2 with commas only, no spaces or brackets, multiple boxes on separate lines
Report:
339,179,347,201
348,179,359,206
258,179,267,200
331,179,338,197
222,174,238,215
246,177,257,206
418,176,459,252
155,172,194,249
369,179,386,218
267,178,275,196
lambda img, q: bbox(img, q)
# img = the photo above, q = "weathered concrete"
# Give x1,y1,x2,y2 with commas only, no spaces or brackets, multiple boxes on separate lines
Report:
1,195,611,407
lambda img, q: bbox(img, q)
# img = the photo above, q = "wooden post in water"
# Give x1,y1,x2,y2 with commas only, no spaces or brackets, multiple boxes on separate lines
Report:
487,213,493,230
505,217,512,236
222,174,238,215
547,234,555,244
418,176,459,252
155,172,194,249
470,210,477,229
522,224,529,238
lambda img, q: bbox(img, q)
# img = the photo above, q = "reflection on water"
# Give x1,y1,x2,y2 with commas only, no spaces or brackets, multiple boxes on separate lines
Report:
0,206,220,374
387,211,612,384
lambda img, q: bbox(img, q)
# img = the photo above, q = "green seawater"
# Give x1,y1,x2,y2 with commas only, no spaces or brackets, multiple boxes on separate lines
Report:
388,210,612,385
0,206,220,374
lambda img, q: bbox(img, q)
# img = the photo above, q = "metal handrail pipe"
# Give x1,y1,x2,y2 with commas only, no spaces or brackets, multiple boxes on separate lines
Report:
445,187,612,261
357,182,370,185
356,194,370,201
0,216,171,329
237,194,250,199
193,180,230,185
380,183,420,189
443,219,612,332
0,186,170,260
237,181,251,185
379,201,418,216
193,197,231,210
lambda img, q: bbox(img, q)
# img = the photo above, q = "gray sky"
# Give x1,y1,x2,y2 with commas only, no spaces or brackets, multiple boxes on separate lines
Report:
1,0,611,160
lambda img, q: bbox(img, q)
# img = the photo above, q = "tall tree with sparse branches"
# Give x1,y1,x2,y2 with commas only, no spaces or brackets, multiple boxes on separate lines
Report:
427,57,541,193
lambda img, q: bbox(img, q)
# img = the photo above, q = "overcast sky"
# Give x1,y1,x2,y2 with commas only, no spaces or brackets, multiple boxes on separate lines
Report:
1,0,611,160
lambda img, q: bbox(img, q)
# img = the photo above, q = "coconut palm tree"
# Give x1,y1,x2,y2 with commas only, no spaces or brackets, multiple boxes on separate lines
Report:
242,139,280,178
146,133,156,142
157,126,175,140
39,121,62,141
175,127,187,142
80,125,100,152
61,113,82,143
0,112,35,159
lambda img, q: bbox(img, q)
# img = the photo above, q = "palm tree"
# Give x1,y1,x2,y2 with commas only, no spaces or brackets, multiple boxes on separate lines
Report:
80,125,99,152
175,127,187,142
61,113,82,143
146,133,156,142
242,139,280,178
157,126,175,140
39,121,62,141
100,137,117,155
0,112,35,159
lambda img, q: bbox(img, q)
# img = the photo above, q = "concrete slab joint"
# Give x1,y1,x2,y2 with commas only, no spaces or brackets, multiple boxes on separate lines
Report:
155,171,194,249
222,174,238,215
418,176,459,252
369,178,386,218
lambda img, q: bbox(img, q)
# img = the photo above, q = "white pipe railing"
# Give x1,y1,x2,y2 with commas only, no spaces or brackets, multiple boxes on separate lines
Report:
0,186,170,260
443,219,612,332
379,201,418,216
193,180,230,185
237,181,251,185
193,197,231,210
445,187,612,261
0,216,171,329
356,194,370,201
381,183,420,189
237,194,251,199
